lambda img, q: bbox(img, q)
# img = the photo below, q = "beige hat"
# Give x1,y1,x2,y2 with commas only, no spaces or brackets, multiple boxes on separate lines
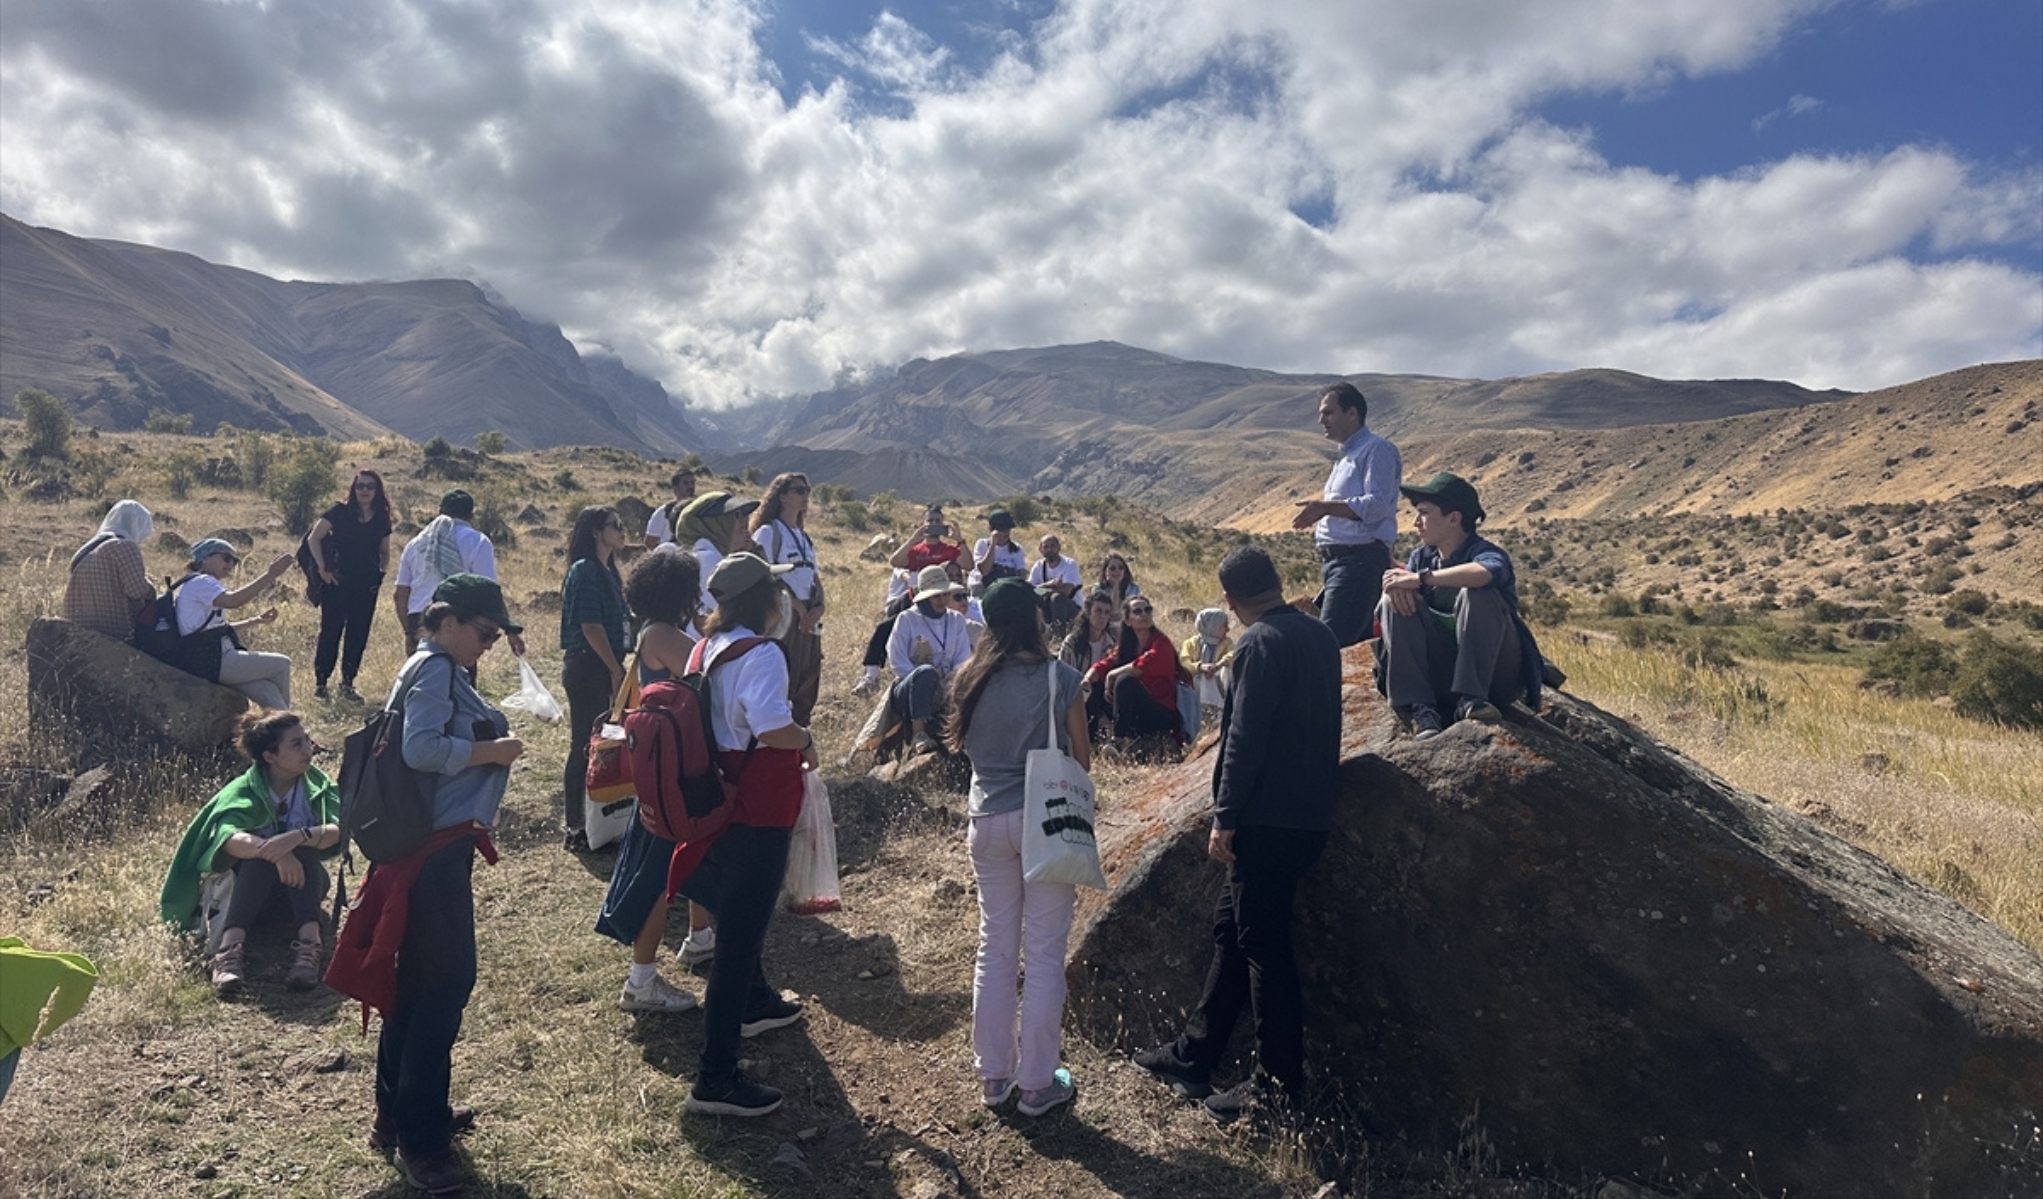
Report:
706,551,794,601
911,564,953,603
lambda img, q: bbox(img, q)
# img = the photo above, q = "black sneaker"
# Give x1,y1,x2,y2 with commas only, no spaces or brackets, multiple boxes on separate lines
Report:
740,994,805,1038
686,1069,783,1117
1455,696,1502,724
564,828,591,853
314,683,330,701
1132,1043,1212,1100
1409,703,1444,740
1202,1073,1292,1124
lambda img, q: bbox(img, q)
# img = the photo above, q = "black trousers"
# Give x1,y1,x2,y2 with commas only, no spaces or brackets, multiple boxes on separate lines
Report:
1174,825,1328,1096
223,848,329,932
315,583,381,686
375,840,476,1156
561,647,613,829
862,614,900,669
679,823,793,1089
1112,674,1181,740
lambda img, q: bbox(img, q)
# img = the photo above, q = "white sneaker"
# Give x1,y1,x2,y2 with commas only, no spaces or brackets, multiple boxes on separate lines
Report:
851,675,877,697
619,973,699,1013
679,928,717,966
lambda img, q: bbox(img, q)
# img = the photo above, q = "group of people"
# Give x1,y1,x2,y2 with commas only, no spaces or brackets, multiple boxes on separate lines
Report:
107,377,1558,1193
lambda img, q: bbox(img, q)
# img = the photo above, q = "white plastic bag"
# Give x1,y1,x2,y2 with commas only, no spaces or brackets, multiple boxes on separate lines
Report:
499,655,564,724
1023,662,1107,889
781,770,843,915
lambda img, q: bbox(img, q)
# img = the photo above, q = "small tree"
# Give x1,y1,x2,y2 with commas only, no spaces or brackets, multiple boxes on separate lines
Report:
235,431,276,490
742,464,762,485
144,407,194,434
474,430,510,456
163,446,206,498
16,389,71,460
266,437,342,535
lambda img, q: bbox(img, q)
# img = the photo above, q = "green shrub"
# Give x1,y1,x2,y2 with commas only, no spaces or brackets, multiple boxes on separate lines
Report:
1863,636,1956,698
1599,593,1636,618
742,464,762,485
553,469,581,491
469,483,520,549
1951,632,2043,730
162,447,206,499
1945,589,1990,617
473,430,510,456
265,438,342,535
235,432,276,490
839,502,871,532
16,389,70,460
143,407,194,434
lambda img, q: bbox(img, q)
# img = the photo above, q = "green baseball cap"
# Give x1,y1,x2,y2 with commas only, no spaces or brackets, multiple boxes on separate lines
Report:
432,572,522,634
1399,472,1486,524
980,578,1037,630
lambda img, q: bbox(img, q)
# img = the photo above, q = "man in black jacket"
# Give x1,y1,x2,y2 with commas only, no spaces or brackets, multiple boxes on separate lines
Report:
1134,544,1343,1120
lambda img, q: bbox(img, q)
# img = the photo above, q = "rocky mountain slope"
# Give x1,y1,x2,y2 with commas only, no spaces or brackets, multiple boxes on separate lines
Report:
0,214,701,453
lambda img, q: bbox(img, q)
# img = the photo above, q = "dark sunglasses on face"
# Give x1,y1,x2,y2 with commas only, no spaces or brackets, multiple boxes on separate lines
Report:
787,485,811,495
469,620,503,645
1127,605,1153,616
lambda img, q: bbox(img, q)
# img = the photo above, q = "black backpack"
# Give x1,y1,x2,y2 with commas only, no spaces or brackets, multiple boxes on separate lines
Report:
132,574,191,661
337,652,455,865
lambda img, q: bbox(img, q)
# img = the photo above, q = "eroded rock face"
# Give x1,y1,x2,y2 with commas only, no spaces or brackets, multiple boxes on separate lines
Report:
26,618,249,763
1069,647,2043,1196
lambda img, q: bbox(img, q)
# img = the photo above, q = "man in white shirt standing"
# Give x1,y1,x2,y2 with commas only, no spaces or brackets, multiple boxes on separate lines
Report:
643,468,700,552
392,490,523,656
1290,382,1402,648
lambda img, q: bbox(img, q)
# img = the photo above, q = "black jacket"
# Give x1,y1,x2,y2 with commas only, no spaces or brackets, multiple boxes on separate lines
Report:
1211,606,1343,831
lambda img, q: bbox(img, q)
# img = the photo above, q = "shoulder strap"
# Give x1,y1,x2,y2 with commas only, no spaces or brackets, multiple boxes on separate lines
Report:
1045,660,1060,753
768,522,786,563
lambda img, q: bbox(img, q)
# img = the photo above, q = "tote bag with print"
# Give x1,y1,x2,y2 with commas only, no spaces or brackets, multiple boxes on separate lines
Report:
1021,661,1108,889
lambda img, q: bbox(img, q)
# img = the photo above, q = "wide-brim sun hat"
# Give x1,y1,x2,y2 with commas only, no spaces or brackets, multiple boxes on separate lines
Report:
706,551,794,601
911,564,953,603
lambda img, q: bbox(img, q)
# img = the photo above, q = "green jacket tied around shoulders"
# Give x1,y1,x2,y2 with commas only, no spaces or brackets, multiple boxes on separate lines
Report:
158,762,342,929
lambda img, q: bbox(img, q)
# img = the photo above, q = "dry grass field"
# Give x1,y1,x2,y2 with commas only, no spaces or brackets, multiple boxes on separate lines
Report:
2,421,2038,1197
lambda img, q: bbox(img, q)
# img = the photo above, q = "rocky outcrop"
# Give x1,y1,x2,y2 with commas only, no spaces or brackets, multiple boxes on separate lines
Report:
1068,647,2043,1196
26,618,250,763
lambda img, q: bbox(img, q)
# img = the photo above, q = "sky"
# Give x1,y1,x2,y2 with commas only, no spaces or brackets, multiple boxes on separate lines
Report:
1,0,2037,409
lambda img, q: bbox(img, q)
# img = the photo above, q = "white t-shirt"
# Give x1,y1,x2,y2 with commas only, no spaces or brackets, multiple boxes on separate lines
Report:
701,626,793,749
886,607,972,679
971,538,1027,588
1029,555,1081,590
758,520,819,604
175,573,229,637
692,540,723,616
644,499,688,546
394,521,498,614
885,568,914,604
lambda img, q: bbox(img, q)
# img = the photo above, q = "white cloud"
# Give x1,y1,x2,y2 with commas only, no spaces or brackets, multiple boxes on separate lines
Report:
1,0,2035,408
1754,92,1825,131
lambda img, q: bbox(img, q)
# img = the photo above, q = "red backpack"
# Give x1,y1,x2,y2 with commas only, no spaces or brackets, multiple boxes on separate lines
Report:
624,636,770,843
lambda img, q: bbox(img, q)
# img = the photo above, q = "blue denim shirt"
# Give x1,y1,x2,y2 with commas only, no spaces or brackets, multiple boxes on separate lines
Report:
386,646,511,830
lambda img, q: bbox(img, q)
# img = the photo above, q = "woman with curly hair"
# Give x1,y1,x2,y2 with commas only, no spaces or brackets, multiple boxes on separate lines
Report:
560,505,631,849
749,473,825,725
161,709,341,995
306,469,394,702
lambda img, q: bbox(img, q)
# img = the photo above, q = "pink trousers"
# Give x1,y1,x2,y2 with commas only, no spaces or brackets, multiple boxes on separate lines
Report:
968,809,1077,1092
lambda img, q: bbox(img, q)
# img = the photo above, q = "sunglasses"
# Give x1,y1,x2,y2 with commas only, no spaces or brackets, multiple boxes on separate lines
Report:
948,589,968,600
786,485,811,495
1127,605,1153,616
469,621,503,646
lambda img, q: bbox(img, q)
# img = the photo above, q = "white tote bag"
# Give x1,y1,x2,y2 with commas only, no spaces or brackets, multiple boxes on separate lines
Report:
1021,661,1108,889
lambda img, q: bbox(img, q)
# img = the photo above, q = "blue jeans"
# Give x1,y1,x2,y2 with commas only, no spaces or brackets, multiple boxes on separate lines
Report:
375,840,476,1156
890,664,942,722
1317,544,1389,648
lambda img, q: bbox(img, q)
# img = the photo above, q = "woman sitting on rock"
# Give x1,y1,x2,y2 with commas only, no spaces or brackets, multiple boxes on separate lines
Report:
62,499,156,642
176,538,296,709
947,578,1090,1117
160,709,340,995
1082,595,1187,744
885,565,974,755
1058,590,1120,674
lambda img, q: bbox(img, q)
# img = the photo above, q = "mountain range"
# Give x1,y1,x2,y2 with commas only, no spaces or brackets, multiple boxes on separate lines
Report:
4,214,2033,529
0,214,702,453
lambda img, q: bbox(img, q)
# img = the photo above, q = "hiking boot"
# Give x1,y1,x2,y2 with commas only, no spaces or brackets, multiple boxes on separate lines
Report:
619,973,699,1014
338,681,364,704
1017,1069,1076,1117
1455,696,1502,724
909,731,939,756
211,941,246,997
851,675,878,698
314,683,330,701
1408,703,1444,741
1132,1043,1212,1100
686,1069,783,1117
285,938,323,990
980,1077,1016,1108
740,994,805,1038
369,1106,474,1152
395,1145,468,1194
678,926,717,966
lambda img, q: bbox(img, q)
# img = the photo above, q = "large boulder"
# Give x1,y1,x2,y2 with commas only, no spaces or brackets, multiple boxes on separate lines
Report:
26,618,250,763
1069,647,2043,1196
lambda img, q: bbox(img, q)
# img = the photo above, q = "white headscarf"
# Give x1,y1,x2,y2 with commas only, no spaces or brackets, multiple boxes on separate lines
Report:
72,499,153,569
417,514,466,584
1194,607,1229,664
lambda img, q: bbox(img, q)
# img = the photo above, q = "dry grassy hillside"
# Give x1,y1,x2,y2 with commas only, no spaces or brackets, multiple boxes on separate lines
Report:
2,421,2038,1197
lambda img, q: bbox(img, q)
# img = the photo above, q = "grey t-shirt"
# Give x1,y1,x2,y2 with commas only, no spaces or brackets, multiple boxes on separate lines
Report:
964,657,1084,817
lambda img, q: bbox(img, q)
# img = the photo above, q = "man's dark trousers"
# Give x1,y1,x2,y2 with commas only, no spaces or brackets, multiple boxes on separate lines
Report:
1318,543,1389,648
1173,824,1329,1096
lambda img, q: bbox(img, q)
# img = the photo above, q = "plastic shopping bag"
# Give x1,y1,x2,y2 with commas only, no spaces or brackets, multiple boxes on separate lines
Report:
781,770,843,915
500,656,564,724
1022,662,1108,889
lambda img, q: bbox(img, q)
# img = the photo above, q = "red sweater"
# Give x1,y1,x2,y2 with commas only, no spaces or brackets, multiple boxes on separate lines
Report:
1087,629,1182,710
325,825,498,1031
